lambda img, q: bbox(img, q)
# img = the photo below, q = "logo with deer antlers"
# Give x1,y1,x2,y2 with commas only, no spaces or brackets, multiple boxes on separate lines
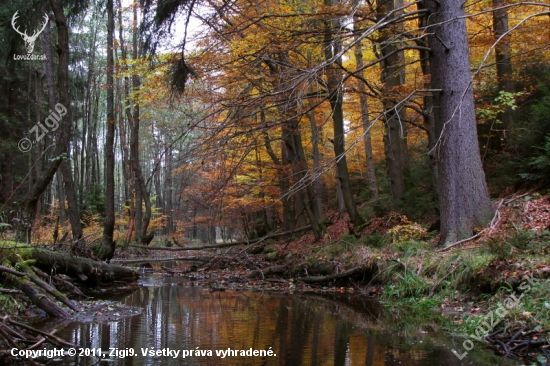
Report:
12,11,49,54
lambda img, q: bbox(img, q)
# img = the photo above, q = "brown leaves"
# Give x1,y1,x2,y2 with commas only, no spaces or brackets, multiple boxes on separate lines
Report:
522,195,550,232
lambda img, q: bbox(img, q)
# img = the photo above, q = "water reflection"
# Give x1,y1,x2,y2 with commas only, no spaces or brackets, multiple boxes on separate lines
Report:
45,274,518,365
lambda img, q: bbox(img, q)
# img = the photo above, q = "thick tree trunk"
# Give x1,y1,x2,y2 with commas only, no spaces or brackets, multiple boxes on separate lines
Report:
426,0,494,246
98,0,117,261
18,0,72,242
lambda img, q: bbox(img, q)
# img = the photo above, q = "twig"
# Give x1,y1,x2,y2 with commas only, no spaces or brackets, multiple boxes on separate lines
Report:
25,330,56,351
0,265,27,277
0,288,23,294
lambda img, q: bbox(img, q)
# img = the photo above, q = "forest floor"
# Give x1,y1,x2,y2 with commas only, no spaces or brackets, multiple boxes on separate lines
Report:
118,191,550,363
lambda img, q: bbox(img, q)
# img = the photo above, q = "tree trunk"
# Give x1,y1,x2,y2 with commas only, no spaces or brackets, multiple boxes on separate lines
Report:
18,0,73,242
165,147,174,235
353,4,378,201
377,0,409,202
323,0,363,226
426,0,494,246
492,0,514,147
44,11,83,249
262,114,296,231
98,0,117,261
132,4,152,245
306,109,324,221
417,1,439,203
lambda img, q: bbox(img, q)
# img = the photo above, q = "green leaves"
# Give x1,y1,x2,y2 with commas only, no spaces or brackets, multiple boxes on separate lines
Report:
476,91,524,123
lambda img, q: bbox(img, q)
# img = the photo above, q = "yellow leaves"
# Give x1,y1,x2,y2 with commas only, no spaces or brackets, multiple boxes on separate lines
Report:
388,218,427,243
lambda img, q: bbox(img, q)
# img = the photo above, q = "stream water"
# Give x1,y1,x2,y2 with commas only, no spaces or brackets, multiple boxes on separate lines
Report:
37,269,520,366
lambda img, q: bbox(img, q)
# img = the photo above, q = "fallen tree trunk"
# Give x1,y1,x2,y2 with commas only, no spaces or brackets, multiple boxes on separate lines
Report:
22,267,81,312
130,225,312,251
296,267,365,284
30,248,138,284
4,273,71,318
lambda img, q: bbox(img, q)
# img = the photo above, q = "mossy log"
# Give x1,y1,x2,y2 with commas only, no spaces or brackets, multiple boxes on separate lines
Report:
29,248,139,285
22,267,81,312
4,273,71,318
296,267,365,284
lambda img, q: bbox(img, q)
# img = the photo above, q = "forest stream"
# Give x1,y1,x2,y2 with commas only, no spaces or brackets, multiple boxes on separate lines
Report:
30,262,520,366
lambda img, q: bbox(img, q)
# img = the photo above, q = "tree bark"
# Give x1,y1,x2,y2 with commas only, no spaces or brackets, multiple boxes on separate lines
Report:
492,0,514,147
165,147,174,235
306,109,324,221
377,0,409,202
131,4,152,245
426,0,494,246
98,0,117,261
324,0,363,227
353,4,378,201
18,0,73,242
31,248,139,284
262,115,296,231
6,273,71,318
44,9,83,250
22,266,81,312
417,1,439,203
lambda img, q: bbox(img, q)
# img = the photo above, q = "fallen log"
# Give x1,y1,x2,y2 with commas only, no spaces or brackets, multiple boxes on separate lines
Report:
22,267,81,312
130,225,312,251
32,267,88,299
30,248,138,284
4,273,71,318
296,267,365,284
